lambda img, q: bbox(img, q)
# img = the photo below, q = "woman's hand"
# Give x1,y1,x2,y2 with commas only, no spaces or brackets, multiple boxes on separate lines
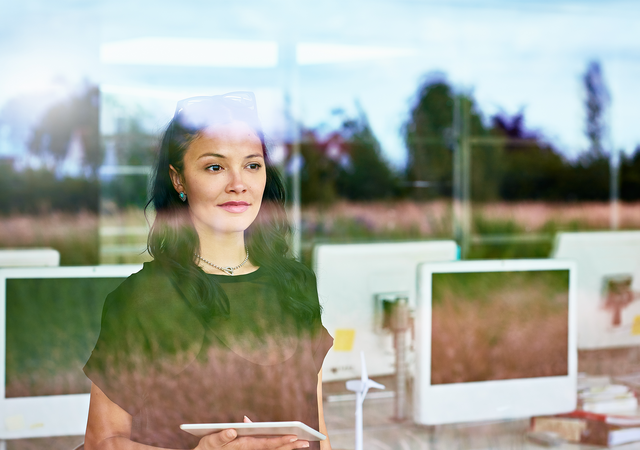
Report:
194,429,310,450
195,416,310,450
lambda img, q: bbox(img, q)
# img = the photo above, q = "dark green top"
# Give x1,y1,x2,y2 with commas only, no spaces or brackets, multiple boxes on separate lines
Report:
84,260,332,449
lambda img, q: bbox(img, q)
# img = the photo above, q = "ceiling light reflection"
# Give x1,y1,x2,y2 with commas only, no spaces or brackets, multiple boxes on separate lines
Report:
100,37,279,68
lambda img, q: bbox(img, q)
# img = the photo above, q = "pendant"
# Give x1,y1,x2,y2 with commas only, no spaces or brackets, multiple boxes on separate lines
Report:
222,267,234,275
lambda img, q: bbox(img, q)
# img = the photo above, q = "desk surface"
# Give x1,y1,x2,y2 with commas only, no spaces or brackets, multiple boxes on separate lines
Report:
325,395,638,450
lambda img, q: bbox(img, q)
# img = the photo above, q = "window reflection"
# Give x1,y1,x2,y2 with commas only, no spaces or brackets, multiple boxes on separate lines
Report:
1,1,640,447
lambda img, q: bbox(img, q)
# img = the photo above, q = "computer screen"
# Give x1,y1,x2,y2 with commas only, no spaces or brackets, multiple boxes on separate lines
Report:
431,270,569,385
414,259,577,425
5,277,124,399
0,265,141,439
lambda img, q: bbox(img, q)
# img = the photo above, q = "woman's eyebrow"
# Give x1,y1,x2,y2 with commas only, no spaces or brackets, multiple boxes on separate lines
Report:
197,153,264,160
197,152,226,160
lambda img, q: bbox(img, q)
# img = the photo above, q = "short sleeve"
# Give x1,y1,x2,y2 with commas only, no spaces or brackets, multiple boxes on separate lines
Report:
302,265,334,372
312,325,334,372
83,288,148,415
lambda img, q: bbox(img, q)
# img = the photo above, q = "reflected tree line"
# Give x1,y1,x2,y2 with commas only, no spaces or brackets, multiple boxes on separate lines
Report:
0,86,101,214
1,60,639,216
304,61,640,204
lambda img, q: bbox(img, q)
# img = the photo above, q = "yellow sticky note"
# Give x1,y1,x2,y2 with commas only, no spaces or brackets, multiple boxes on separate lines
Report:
631,316,640,335
333,329,355,352
5,414,25,431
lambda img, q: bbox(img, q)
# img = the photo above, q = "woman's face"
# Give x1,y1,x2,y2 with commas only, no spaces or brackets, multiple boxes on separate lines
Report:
170,120,267,238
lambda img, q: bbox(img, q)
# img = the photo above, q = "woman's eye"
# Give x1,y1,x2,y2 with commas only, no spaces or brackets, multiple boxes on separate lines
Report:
207,164,222,172
247,163,262,170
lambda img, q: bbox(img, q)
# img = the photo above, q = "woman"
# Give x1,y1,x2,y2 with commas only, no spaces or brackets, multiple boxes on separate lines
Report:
83,92,333,450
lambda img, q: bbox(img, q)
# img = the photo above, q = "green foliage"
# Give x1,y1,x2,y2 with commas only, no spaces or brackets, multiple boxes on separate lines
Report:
466,239,554,260
102,175,151,210
298,109,400,204
0,162,99,214
432,270,569,306
620,146,640,201
404,81,454,199
402,65,640,203
499,148,567,200
404,80,502,201
110,117,158,166
569,154,611,201
5,277,122,396
467,214,552,259
101,117,157,209
335,116,399,200
299,131,339,205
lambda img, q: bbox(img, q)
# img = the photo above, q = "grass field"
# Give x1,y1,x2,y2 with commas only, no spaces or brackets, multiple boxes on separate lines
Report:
0,211,99,265
299,200,640,263
2,201,639,266
431,270,570,384
301,200,640,243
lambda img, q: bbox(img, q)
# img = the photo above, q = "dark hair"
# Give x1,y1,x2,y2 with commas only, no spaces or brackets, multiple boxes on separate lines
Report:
146,95,320,326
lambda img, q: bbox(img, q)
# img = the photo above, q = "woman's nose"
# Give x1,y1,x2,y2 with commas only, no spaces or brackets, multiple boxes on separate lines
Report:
226,169,247,193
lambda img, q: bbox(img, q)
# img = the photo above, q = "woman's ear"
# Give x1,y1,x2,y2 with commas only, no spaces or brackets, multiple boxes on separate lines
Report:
169,164,184,194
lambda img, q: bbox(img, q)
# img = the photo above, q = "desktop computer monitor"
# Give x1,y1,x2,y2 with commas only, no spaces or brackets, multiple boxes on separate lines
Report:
0,265,141,439
552,231,640,349
313,241,458,382
0,249,60,267
414,259,577,425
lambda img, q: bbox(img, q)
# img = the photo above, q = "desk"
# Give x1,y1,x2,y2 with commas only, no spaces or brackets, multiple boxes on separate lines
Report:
324,348,640,450
325,395,640,450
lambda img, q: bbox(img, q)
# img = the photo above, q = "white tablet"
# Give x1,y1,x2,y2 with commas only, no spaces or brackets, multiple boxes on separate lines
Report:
180,421,326,441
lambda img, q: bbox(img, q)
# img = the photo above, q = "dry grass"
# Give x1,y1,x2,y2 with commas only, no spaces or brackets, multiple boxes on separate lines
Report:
478,201,640,231
99,206,152,264
0,211,98,265
302,200,640,238
1,201,638,266
431,274,569,384
302,200,452,237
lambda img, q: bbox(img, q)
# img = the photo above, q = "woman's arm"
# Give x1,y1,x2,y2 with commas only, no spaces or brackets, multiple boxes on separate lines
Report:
85,383,310,450
85,383,166,450
317,370,332,450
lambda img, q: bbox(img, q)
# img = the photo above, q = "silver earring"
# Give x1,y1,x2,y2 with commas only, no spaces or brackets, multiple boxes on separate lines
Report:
179,192,187,202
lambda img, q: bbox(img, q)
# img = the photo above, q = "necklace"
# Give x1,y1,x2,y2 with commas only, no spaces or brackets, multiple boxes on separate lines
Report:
195,248,249,276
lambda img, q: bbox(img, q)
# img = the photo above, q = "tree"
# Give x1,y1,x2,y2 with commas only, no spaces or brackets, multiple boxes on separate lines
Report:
335,110,398,201
404,78,500,201
491,111,567,200
298,129,340,205
28,84,101,178
295,108,399,204
583,60,610,157
403,80,454,199
620,146,640,201
100,116,158,209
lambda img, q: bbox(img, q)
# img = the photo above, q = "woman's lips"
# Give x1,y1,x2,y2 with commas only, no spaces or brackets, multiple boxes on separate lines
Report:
218,202,250,213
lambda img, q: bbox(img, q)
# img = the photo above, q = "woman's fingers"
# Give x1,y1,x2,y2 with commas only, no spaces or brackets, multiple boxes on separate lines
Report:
232,435,310,449
198,428,237,448
243,415,253,423
199,430,310,450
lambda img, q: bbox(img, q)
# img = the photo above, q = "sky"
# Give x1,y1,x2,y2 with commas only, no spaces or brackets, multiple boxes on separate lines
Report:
0,0,639,168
